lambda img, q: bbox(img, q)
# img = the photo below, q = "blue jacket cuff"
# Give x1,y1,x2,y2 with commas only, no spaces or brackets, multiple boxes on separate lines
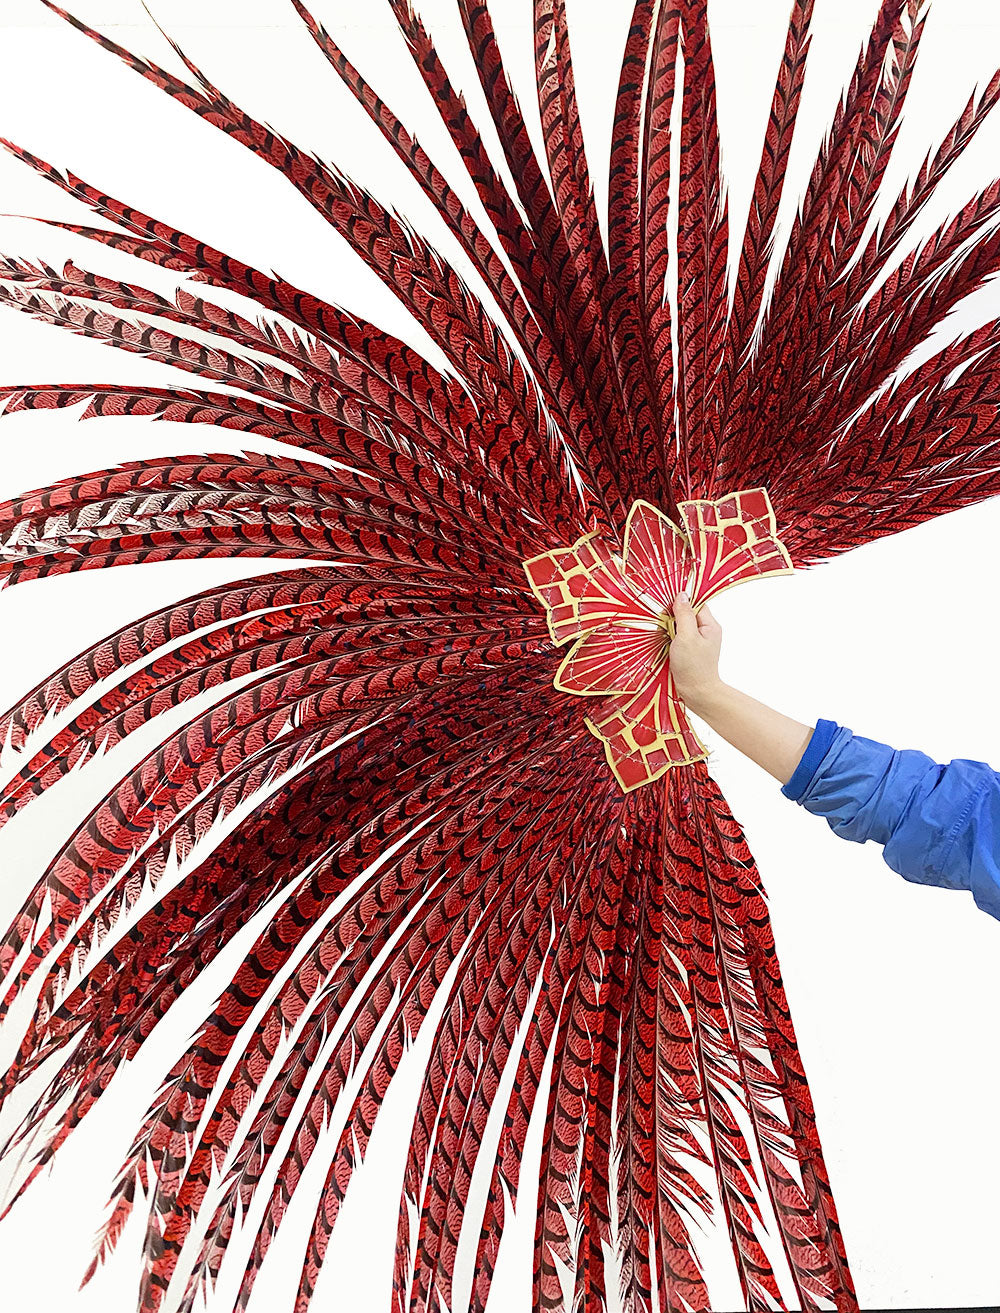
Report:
781,718,840,802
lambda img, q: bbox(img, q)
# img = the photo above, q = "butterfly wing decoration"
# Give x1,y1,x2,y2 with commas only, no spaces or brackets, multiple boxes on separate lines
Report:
524,493,795,790
1,1,999,1310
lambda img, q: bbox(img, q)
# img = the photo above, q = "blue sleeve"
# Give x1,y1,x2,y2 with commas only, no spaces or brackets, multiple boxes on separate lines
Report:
781,719,1000,921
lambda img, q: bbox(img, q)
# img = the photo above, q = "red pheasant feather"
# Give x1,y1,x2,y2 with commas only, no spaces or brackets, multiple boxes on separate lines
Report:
1,2,999,1309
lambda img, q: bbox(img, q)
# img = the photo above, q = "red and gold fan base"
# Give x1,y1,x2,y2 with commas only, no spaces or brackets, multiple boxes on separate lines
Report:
523,487,794,791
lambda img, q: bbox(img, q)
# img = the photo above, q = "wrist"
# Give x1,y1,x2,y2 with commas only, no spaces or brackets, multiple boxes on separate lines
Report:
679,677,731,721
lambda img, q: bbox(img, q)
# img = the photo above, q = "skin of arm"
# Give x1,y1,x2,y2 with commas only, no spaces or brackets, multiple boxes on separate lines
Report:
670,596,1000,920
669,591,813,786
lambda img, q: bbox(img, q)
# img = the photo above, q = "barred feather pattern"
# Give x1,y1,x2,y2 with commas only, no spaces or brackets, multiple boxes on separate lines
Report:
1,2,999,1310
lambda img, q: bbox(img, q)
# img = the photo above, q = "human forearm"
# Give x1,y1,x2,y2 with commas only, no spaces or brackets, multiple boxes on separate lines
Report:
668,591,814,785
684,680,814,786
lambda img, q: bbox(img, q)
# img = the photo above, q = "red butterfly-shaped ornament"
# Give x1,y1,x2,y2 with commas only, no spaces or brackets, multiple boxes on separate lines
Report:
523,488,794,791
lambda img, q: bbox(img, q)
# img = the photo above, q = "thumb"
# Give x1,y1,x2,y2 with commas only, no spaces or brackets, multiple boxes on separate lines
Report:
673,589,697,635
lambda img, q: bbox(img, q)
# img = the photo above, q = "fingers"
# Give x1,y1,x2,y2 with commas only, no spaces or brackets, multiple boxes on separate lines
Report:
673,589,697,635
674,592,722,636
697,602,720,632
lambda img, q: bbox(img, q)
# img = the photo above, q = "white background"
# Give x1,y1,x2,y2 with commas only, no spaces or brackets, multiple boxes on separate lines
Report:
0,1,998,1310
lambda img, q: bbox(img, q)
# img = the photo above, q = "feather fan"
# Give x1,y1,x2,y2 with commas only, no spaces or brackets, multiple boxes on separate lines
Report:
0,1,997,1309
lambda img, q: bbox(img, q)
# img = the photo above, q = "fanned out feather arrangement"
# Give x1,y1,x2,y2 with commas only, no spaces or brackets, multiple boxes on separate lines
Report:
0,1,998,1309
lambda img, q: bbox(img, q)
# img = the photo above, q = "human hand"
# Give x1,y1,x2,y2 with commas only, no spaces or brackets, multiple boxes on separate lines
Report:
669,591,724,714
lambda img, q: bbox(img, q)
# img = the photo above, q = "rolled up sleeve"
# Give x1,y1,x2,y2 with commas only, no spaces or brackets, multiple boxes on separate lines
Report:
781,719,1000,921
